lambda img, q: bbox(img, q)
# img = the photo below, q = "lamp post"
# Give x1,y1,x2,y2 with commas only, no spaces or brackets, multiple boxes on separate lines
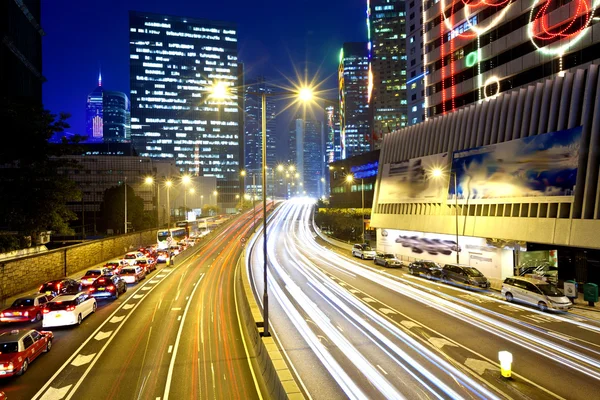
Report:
210,81,314,338
165,180,173,229
432,168,460,264
182,175,191,218
124,177,128,234
240,170,247,205
188,188,195,219
346,174,365,243
144,176,160,229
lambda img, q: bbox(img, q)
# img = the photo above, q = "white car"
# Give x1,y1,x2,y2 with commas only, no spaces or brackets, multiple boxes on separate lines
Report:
352,244,377,260
502,276,572,312
123,251,147,266
42,292,97,327
120,266,145,284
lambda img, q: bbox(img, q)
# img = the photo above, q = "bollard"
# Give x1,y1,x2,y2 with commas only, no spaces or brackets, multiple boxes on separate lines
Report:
498,351,513,378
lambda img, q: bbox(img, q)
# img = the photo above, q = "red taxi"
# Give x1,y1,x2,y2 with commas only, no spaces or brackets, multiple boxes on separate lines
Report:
0,329,53,377
0,294,52,323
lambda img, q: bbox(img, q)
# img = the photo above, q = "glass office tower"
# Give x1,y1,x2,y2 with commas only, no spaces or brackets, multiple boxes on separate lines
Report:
129,11,240,212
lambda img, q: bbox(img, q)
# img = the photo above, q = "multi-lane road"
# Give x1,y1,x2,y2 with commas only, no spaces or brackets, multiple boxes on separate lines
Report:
0,211,264,400
249,199,600,399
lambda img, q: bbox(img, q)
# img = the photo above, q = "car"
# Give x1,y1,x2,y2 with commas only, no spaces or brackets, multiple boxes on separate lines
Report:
104,260,127,275
408,260,442,279
88,275,127,300
38,279,81,297
80,268,112,286
120,266,145,284
441,264,490,289
137,258,156,274
352,244,377,260
156,251,169,263
502,276,572,312
42,293,97,327
373,252,403,268
0,294,52,323
0,329,53,377
123,251,147,266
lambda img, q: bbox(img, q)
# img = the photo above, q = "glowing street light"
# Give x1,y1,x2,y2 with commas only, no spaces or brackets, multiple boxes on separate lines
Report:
298,87,313,102
209,81,228,100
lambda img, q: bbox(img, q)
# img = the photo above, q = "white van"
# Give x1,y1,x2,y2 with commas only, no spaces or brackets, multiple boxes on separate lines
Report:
501,276,572,312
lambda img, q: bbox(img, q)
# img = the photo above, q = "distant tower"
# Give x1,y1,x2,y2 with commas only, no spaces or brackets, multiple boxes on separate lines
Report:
86,72,104,141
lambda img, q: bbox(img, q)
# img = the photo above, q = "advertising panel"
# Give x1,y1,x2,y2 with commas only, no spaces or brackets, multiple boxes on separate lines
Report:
377,228,506,280
450,126,582,200
378,153,449,203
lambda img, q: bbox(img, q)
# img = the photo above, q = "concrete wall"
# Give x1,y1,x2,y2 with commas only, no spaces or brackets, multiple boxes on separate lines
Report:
0,229,157,300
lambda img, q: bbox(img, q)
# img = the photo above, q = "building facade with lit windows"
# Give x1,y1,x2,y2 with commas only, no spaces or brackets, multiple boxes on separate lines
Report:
423,0,600,118
244,76,277,194
368,0,408,141
103,90,131,143
339,42,371,159
86,74,104,141
324,98,342,164
129,11,241,213
328,150,380,210
289,117,325,198
406,0,426,125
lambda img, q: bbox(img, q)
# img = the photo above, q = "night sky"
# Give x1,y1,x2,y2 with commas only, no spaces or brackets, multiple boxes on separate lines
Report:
42,0,368,141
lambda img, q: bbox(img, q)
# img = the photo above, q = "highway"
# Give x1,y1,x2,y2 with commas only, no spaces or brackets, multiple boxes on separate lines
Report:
0,211,264,400
249,199,600,399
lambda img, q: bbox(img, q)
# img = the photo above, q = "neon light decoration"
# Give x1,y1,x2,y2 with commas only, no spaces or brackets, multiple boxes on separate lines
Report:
483,76,500,99
528,0,598,56
465,51,479,68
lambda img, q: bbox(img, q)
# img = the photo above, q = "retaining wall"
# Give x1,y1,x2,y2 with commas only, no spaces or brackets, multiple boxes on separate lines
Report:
0,229,157,300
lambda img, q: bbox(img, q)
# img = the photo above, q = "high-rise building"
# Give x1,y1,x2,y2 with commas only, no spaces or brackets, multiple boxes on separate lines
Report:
0,0,44,105
244,76,277,194
423,0,600,119
339,42,371,159
86,73,104,141
406,0,425,126
85,73,131,143
289,117,325,198
129,11,241,212
324,98,342,164
368,0,408,141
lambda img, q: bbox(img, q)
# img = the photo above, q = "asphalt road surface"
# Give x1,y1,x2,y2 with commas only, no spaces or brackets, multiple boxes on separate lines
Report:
0,211,264,400
248,199,600,400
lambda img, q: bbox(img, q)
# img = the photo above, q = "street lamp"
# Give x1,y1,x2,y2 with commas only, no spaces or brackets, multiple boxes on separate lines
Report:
165,180,173,229
210,82,315,338
144,176,160,229
182,175,192,217
431,168,460,264
346,174,365,243
124,177,128,234
240,170,247,203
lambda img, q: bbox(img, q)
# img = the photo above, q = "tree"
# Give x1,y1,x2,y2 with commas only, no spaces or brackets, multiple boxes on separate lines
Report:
99,184,154,233
0,99,81,244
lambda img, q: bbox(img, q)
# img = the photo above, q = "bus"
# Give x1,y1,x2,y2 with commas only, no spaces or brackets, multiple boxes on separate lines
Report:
175,219,205,238
157,227,187,250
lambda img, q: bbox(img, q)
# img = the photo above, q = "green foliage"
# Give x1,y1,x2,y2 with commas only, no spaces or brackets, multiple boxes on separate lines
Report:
0,235,20,253
0,99,81,243
99,185,153,233
201,205,219,216
313,207,369,242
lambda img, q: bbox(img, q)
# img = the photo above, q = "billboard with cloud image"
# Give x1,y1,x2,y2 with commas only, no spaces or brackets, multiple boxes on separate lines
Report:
378,153,449,203
450,126,582,201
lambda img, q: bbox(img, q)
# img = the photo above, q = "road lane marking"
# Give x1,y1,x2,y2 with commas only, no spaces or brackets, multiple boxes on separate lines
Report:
133,294,144,299
376,365,388,375
177,316,182,321
163,273,205,400
123,304,134,310
70,354,95,367
39,385,72,400
464,358,496,375
94,331,112,341
171,307,181,311
31,268,174,400
142,287,151,291
168,345,173,354
428,337,459,349
400,320,421,329
379,308,396,315
109,316,125,323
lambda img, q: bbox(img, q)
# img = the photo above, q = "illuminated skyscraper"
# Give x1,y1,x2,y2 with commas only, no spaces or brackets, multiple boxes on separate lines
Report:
339,42,371,159
86,73,104,141
423,0,600,118
406,0,425,126
289,117,324,198
103,90,130,142
244,76,277,195
368,0,408,141
323,98,341,163
129,11,241,212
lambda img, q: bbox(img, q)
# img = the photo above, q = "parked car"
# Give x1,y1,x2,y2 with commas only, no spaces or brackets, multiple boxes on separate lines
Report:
120,266,145,284
441,264,490,289
0,295,52,323
373,252,403,268
408,261,442,280
38,279,81,297
80,268,112,286
0,329,53,377
502,276,572,311
42,293,97,327
352,244,377,260
88,275,127,300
